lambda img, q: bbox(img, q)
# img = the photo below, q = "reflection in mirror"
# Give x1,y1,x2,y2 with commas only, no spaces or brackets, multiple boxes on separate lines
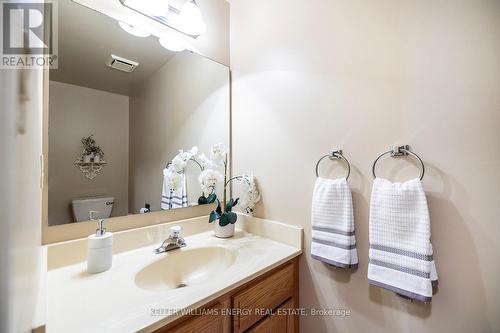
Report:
47,1,229,226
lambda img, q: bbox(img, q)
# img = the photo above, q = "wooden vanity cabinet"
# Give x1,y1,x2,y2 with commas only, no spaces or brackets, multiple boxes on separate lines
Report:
154,257,299,333
246,299,295,333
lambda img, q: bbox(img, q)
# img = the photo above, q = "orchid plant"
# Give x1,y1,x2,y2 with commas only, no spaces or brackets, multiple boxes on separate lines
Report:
197,143,226,206
198,143,260,227
162,143,261,225
163,146,199,191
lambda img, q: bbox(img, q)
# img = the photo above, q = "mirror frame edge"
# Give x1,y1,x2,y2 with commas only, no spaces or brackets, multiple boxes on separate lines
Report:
41,63,231,245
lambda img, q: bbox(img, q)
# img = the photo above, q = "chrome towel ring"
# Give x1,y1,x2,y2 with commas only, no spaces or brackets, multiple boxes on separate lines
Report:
315,150,351,180
372,145,425,180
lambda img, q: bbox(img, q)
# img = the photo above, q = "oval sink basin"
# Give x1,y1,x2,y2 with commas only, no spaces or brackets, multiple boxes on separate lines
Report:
135,246,237,291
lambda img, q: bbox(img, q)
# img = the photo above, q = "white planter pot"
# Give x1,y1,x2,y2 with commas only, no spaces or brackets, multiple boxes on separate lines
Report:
214,222,235,238
83,154,93,163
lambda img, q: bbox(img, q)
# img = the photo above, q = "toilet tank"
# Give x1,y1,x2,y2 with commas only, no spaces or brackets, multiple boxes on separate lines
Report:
71,196,114,222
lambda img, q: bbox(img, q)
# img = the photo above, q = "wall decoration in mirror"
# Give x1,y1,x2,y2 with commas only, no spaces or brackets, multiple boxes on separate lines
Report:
47,0,229,226
74,135,107,180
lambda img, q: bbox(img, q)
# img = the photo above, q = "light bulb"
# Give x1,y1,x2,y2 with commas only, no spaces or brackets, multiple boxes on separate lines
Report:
174,1,206,36
159,34,186,52
118,21,151,37
124,0,171,17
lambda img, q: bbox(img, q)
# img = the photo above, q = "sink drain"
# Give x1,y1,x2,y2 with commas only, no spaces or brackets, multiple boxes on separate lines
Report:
177,283,188,288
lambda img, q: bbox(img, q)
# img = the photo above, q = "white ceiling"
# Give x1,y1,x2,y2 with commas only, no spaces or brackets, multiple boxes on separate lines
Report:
49,0,177,96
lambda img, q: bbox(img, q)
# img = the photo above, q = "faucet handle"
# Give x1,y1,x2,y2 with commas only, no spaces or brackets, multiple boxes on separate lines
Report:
89,210,98,220
170,225,182,238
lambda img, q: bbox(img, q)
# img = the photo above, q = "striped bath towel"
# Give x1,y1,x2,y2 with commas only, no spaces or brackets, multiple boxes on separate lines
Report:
311,177,358,268
161,171,188,210
368,178,438,302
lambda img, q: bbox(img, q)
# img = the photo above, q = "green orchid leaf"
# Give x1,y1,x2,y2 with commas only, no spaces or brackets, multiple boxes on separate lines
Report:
225,197,241,212
215,200,223,215
209,210,220,223
198,195,208,205
227,211,238,224
219,213,230,226
206,193,217,204
224,199,233,212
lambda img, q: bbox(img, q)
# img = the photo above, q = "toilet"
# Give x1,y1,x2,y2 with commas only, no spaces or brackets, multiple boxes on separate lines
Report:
71,196,114,222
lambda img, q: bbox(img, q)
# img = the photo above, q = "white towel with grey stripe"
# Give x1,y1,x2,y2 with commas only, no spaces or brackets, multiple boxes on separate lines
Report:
311,177,358,268
368,178,438,302
161,171,188,210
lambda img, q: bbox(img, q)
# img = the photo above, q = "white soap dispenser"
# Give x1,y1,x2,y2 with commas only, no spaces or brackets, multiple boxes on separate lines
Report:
87,211,113,274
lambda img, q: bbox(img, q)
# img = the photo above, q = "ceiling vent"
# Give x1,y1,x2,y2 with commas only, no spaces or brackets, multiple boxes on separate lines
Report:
106,54,139,73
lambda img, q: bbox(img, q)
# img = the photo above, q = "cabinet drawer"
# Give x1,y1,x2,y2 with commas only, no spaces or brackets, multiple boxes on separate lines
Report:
247,298,295,333
232,263,294,332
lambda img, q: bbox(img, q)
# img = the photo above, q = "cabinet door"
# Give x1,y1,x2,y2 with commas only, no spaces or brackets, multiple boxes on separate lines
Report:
233,263,294,332
247,299,295,333
155,299,231,333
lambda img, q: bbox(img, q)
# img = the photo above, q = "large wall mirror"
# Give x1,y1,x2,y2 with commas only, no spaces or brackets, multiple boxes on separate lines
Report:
47,0,229,227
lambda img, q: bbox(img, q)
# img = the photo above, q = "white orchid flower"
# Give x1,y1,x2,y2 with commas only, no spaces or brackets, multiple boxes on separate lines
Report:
188,146,198,156
198,168,223,196
163,166,183,191
210,143,227,166
237,174,261,214
170,154,187,173
198,153,215,169
170,146,198,172
178,146,198,160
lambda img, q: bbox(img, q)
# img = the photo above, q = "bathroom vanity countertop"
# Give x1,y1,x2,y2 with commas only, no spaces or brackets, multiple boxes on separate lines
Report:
46,217,302,333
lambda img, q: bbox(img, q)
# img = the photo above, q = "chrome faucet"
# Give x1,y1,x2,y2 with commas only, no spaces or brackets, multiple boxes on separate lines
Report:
154,225,186,254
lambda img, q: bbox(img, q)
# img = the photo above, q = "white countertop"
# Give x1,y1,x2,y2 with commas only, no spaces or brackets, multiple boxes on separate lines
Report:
46,216,302,333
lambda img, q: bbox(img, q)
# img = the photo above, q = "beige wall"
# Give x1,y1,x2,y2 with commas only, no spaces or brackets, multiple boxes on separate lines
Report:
48,81,129,225
195,0,230,66
129,52,230,213
230,1,500,332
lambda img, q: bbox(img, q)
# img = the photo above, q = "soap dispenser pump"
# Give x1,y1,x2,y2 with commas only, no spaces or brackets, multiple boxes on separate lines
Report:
87,211,113,274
